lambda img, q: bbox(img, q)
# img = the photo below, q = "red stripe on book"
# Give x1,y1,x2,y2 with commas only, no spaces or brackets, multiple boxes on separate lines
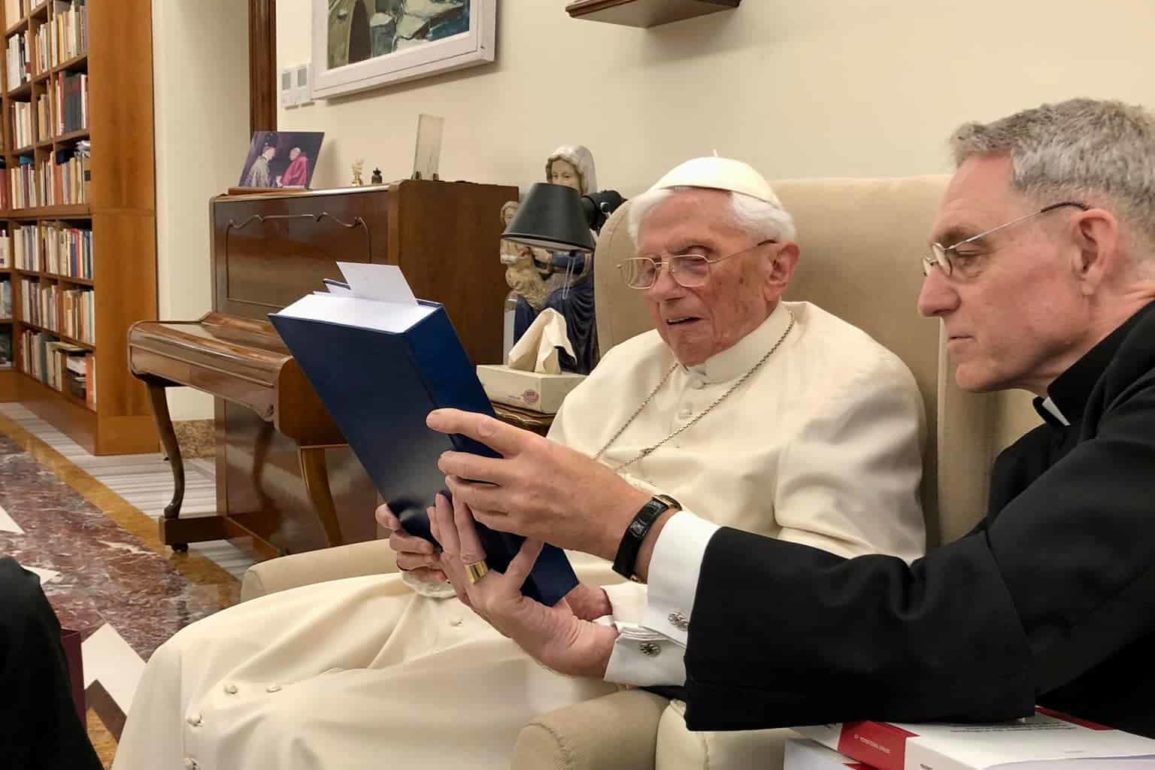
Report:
1036,705,1113,731
836,721,918,770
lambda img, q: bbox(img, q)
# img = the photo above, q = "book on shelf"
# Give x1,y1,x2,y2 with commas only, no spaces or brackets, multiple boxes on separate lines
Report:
268,263,579,606
0,226,9,268
0,328,11,370
5,30,29,91
793,708,1155,770
0,279,11,317
4,0,24,32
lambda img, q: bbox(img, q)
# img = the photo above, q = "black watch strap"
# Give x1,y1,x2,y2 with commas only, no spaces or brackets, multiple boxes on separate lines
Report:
612,494,681,580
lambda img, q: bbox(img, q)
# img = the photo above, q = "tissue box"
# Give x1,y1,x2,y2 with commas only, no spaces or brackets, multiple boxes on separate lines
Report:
477,365,585,414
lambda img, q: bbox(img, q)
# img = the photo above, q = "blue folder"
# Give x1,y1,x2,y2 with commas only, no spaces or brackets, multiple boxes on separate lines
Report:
269,296,578,607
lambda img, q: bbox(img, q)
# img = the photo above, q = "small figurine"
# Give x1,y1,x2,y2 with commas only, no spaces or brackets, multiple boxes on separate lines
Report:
370,168,384,185
500,200,549,311
512,145,599,373
351,159,365,187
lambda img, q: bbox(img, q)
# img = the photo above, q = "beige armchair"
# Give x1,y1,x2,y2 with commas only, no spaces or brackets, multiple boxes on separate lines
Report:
242,176,1008,769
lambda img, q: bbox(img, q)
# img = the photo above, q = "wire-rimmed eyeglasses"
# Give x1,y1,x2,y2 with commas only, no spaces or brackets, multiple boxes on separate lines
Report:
923,201,1089,278
619,240,776,290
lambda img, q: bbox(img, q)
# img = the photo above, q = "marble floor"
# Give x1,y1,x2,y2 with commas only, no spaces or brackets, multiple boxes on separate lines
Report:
0,403,252,767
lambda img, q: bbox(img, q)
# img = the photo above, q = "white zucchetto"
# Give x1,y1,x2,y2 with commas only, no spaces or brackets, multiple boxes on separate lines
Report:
649,156,782,207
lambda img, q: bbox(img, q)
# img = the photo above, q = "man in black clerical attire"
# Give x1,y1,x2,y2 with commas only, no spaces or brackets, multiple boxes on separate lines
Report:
423,97,1155,739
0,557,103,769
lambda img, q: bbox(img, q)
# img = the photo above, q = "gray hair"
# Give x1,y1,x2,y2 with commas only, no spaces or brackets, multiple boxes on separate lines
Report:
951,98,1155,247
627,187,797,247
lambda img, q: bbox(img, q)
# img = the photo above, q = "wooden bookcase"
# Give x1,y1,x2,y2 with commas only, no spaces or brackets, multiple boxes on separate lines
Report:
0,0,157,455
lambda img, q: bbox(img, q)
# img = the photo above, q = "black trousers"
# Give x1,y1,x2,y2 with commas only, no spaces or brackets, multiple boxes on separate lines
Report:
0,557,102,770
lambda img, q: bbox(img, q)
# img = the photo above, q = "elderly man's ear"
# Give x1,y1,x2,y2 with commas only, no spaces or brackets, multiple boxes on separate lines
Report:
764,242,801,296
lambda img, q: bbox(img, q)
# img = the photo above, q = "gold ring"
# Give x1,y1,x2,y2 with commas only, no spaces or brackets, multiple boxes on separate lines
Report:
464,560,489,584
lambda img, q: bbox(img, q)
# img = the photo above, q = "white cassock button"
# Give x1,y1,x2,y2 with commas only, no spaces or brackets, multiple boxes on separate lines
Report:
677,407,692,420
224,683,238,695
450,618,463,627
266,683,282,693
184,758,199,769
691,378,706,390
186,713,202,727
668,610,689,631
639,641,661,657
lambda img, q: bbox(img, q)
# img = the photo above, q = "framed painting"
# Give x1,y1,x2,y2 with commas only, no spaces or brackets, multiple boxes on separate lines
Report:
313,0,496,99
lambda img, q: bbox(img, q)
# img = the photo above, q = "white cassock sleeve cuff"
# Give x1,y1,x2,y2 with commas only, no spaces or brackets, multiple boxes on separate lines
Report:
602,511,720,687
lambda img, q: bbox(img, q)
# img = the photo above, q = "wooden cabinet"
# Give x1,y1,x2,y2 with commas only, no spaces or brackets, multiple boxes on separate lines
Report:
0,0,158,454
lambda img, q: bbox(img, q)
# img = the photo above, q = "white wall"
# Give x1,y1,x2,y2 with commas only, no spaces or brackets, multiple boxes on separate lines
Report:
153,0,250,420
274,1,1155,441
277,0,1155,197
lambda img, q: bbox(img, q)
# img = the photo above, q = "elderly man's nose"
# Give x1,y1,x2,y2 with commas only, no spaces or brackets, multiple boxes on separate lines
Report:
645,262,681,297
917,269,959,317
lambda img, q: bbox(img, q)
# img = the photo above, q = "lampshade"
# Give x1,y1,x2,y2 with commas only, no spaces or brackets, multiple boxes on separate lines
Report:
503,183,597,253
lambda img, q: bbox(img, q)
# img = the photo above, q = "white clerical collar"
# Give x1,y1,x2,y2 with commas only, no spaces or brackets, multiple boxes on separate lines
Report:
685,302,794,384
1039,396,1071,427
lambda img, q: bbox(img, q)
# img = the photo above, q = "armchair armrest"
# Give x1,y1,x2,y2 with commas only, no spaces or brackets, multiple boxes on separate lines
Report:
240,539,398,602
511,689,668,770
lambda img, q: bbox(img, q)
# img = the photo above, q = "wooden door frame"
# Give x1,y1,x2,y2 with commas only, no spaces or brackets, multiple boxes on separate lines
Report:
250,0,277,133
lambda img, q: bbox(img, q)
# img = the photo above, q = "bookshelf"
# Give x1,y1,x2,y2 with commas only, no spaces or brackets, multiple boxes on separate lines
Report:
0,0,157,454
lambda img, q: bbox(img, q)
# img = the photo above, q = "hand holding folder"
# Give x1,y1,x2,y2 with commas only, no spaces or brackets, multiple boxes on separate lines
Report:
269,264,577,606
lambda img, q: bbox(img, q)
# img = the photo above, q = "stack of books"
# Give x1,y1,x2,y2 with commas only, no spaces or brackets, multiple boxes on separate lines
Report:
10,156,40,209
49,0,88,66
43,222,93,279
47,143,89,205
12,224,41,271
787,710,1155,770
54,71,88,135
60,287,93,344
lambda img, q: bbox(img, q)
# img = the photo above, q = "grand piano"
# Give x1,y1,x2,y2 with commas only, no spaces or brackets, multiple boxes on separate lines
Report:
128,180,518,557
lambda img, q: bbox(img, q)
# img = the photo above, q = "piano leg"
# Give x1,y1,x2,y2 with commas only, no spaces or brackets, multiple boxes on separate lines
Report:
145,380,189,552
298,446,344,547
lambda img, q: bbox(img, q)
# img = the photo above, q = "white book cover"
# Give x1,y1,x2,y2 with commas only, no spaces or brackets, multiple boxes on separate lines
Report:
796,709,1155,770
786,738,876,770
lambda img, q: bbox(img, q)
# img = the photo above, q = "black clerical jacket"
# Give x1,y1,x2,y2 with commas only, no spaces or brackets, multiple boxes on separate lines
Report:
683,302,1155,737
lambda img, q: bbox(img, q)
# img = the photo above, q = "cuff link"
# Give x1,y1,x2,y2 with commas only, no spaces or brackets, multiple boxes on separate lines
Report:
668,610,689,631
639,641,662,657
223,682,239,695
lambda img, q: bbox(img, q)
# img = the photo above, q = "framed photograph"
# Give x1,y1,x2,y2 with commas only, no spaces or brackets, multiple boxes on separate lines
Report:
313,0,496,99
238,131,326,189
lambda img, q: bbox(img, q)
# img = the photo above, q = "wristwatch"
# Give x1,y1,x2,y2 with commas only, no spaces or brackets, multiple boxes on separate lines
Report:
612,494,681,580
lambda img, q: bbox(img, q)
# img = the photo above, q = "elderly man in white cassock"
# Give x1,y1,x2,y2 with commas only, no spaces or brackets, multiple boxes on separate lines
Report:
113,158,926,770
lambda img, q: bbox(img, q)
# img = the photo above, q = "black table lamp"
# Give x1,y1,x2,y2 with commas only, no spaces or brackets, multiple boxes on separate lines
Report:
503,183,598,252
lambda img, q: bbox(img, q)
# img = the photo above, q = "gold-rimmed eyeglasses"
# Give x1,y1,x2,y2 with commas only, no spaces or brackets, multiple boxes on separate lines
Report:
923,201,1089,278
619,240,776,290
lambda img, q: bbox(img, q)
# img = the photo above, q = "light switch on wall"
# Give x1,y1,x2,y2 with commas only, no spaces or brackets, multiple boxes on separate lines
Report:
280,67,297,108
295,64,312,106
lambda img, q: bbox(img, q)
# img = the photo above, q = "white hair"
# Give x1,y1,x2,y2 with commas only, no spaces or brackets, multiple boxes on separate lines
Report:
951,98,1155,251
626,187,797,247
